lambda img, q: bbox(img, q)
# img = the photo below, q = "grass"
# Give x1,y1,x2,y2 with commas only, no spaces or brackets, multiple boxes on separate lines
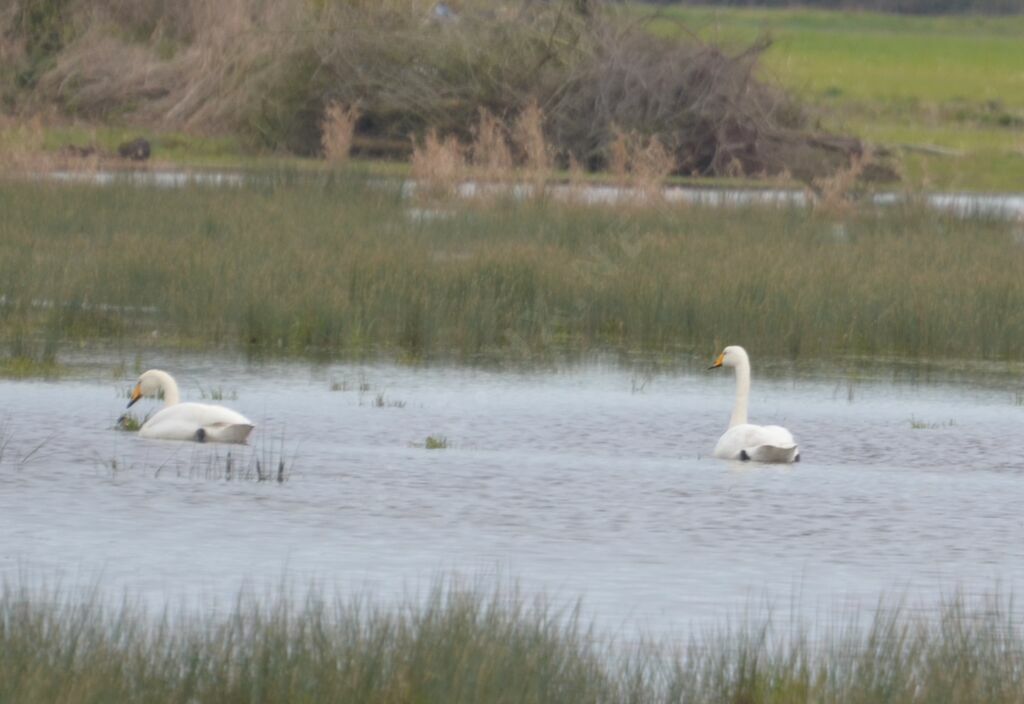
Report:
2,581,1024,703
640,6,1024,192
103,444,290,483
909,416,956,429
425,435,449,449
1,171,1023,363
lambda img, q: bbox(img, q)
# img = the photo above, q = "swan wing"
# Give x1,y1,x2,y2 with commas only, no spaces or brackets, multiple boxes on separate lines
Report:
713,423,799,463
139,402,254,444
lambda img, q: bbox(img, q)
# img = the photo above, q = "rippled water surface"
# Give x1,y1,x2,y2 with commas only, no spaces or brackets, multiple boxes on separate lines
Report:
2,356,1023,633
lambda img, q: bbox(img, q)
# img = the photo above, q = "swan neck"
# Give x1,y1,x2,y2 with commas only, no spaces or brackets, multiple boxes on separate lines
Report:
153,371,180,406
730,357,750,428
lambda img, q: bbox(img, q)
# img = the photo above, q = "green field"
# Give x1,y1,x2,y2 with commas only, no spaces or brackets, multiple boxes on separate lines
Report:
638,5,1024,192
2,173,1022,367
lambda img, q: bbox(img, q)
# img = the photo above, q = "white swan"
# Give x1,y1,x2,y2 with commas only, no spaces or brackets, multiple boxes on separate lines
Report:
126,369,254,444
708,346,799,463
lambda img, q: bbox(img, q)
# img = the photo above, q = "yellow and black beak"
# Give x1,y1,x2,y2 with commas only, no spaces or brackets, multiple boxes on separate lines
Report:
127,384,143,408
708,352,724,370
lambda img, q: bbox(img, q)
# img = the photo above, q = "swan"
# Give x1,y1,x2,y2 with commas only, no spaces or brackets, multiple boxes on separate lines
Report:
708,346,799,463
126,369,254,444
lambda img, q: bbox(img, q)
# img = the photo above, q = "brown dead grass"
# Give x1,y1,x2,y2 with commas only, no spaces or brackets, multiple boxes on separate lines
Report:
321,102,360,165
471,109,514,182
810,152,868,215
410,129,466,200
605,127,676,201
513,101,552,192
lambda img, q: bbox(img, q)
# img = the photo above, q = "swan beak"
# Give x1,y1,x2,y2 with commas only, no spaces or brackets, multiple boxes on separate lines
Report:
708,353,724,370
127,385,142,408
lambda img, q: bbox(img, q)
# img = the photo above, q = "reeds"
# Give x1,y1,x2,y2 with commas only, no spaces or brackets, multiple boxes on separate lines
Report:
1,174,1023,363
320,102,360,165
2,581,1023,704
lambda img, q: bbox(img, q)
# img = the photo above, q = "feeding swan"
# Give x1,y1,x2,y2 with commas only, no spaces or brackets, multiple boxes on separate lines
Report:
708,346,799,463
126,369,254,444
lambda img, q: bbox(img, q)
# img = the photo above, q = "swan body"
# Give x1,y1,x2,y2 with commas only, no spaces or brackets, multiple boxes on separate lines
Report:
127,370,254,444
709,346,799,463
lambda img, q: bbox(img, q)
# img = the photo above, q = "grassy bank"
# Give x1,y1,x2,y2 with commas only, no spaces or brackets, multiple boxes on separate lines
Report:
1,172,1022,364
2,581,1023,703
643,6,1024,192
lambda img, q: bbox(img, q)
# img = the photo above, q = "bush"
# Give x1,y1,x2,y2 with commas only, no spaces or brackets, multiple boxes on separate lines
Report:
2,0,867,179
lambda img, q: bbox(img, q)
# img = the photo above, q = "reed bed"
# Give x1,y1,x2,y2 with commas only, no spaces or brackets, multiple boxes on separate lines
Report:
1,172,1022,363
1,581,1023,703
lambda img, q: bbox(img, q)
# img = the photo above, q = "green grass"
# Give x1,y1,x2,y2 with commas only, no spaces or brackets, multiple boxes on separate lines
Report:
2,581,1024,703
637,5,1024,192
425,435,449,449
1,172,1023,364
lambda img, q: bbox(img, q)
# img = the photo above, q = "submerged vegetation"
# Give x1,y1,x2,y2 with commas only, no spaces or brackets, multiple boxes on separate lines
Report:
1,173,1022,363
1,582,1023,704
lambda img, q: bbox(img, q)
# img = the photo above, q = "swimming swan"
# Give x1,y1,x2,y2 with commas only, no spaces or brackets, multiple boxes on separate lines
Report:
126,369,254,444
708,346,799,463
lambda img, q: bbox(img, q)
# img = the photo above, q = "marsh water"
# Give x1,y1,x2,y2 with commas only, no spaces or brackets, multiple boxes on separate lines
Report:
2,355,1023,634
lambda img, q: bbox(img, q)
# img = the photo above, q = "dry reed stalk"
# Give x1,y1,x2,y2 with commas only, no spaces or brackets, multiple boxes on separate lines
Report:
608,127,631,187
410,129,466,200
631,134,675,202
321,102,360,164
471,109,513,183
811,152,867,215
513,100,551,195
566,154,587,204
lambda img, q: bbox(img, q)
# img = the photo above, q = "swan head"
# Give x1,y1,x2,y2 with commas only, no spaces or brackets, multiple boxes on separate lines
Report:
127,369,170,408
708,345,749,370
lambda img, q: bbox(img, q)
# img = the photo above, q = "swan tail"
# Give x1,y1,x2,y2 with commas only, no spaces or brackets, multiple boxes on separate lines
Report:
744,444,799,463
203,423,255,444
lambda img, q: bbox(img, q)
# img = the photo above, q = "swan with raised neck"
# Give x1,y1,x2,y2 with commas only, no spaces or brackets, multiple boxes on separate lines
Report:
708,345,799,463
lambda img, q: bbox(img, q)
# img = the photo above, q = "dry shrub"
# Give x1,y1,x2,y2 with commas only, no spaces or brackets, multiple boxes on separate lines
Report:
321,102,360,164
410,129,466,199
471,109,513,181
31,0,307,143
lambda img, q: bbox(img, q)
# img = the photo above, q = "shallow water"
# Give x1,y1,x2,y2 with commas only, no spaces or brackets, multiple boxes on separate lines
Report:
41,170,1024,219
2,356,1023,634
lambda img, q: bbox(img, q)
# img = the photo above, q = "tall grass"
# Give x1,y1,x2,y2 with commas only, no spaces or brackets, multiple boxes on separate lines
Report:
1,173,1022,362
1,581,1023,703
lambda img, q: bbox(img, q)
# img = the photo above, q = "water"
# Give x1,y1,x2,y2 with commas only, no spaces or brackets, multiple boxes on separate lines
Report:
41,170,1024,219
2,356,1023,635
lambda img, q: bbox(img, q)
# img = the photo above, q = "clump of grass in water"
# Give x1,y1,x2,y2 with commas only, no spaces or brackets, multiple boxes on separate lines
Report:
909,416,956,429
198,386,236,401
425,435,448,449
114,412,145,432
372,392,405,408
2,583,1024,703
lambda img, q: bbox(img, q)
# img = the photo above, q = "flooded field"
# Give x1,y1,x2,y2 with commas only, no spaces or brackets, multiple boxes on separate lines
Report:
2,355,1022,635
